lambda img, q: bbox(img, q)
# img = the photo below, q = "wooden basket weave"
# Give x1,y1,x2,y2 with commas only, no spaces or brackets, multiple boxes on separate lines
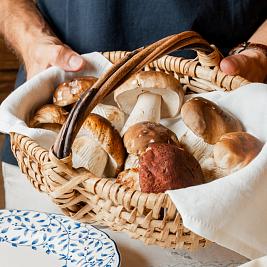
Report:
10,31,250,250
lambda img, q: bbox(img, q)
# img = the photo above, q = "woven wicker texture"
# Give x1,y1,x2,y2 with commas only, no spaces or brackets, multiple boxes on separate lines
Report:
10,32,250,249
102,50,249,93
10,132,208,249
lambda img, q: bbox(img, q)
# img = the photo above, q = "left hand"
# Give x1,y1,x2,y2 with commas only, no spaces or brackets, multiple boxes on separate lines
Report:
220,49,267,83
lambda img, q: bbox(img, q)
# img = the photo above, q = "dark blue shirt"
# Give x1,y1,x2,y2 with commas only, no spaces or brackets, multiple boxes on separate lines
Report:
2,0,267,165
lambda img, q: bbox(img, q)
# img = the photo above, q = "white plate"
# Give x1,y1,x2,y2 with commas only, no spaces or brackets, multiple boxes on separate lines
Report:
0,209,120,267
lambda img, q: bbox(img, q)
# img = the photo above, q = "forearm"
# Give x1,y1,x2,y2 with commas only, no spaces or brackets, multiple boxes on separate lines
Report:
0,0,60,61
249,20,267,45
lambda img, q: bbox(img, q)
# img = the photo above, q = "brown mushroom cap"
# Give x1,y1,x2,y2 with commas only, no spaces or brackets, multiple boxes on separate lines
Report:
82,113,126,177
92,103,125,132
213,132,263,173
29,104,68,128
123,121,179,155
114,71,184,117
53,76,98,106
139,143,204,193
39,123,62,132
181,97,243,144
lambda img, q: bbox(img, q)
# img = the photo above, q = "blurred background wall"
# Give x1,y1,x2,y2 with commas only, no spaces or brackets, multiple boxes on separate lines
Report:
0,37,19,103
0,37,19,207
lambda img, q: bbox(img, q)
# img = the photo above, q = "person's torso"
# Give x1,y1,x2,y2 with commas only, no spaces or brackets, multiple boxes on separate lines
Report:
2,0,266,165
37,0,267,55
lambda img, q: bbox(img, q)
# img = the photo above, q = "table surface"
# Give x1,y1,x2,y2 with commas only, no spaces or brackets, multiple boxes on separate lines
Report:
101,227,248,267
0,208,249,267
0,159,250,267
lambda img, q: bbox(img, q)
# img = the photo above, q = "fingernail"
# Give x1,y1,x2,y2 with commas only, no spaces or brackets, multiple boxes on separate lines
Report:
69,55,83,69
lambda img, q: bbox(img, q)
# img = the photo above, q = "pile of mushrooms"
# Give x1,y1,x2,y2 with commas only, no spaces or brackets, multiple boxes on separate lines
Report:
29,71,263,192
115,71,205,193
180,97,263,180
30,76,126,177
114,71,184,135
117,121,205,193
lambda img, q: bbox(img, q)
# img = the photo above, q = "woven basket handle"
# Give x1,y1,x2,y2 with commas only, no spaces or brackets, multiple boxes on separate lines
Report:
52,31,225,159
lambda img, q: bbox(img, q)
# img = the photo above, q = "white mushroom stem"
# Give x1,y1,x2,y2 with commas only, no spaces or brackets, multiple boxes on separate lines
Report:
72,136,108,177
124,154,139,169
121,92,161,135
179,129,225,182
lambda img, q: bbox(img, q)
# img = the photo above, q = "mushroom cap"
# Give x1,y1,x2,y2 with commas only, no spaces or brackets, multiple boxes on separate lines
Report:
123,121,179,155
53,76,98,106
139,143,204,193
181,97,243,144
30,104,68,127
81,113,126,177
114,71,184,118
39,123,62,132
213,132,263,173
92,103,125,132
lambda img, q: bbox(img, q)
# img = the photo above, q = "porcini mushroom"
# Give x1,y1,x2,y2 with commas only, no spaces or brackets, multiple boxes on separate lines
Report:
92,103,125,132
114,71,184,135
180,97,243,181
123,121,180,169
53,76,98,106
139,143,204,193
76,113,126,177
117,143,204,193
53,76,125,130
181,97,243,145
29,104,68,131
72,136,108,177
213,132,263,175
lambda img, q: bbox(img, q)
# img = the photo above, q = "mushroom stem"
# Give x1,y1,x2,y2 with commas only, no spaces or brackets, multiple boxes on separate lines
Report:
179,129,220,182
121,93,161,135
72,136,108,177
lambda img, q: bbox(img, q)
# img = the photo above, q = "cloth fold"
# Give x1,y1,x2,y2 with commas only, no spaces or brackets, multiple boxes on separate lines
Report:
167,84,267,260
0,52,112,149
0,52,267,260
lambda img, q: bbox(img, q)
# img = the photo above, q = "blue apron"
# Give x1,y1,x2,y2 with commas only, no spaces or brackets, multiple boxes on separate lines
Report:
2,0,266,165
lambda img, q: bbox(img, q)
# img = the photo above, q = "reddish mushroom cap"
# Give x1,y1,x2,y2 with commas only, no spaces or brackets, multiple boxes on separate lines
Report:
139,143,204,193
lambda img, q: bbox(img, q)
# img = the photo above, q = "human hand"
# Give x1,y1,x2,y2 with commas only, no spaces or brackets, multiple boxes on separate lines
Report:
220,49,267,83
23,36,85,80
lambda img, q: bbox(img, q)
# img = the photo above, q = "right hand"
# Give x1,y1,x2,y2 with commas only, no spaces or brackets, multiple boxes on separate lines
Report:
23,36,85,80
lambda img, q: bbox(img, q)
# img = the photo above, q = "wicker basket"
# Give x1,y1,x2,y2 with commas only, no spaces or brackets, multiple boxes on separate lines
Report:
10,31,250,250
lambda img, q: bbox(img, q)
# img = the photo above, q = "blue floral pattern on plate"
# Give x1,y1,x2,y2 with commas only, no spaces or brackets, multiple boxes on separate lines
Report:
0,210,120,267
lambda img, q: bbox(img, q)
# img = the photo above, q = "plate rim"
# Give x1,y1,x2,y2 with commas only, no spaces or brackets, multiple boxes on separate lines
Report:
0,209,121,267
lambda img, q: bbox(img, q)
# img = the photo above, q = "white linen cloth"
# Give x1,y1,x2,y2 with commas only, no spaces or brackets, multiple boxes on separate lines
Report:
0,52,267,260
0,52,113,150
240,255,267,267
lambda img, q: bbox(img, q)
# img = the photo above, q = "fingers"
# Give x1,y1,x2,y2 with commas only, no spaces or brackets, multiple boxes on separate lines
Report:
220,50,266,82
25,42,86,80
50,44,85,71
220,54,249,76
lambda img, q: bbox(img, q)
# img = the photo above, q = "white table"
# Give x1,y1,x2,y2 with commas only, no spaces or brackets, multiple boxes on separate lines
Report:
101,227,248,267
2,163,250,266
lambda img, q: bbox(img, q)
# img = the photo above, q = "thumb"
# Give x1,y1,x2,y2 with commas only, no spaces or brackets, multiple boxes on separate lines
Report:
50,45,85,71
220,54,248,76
